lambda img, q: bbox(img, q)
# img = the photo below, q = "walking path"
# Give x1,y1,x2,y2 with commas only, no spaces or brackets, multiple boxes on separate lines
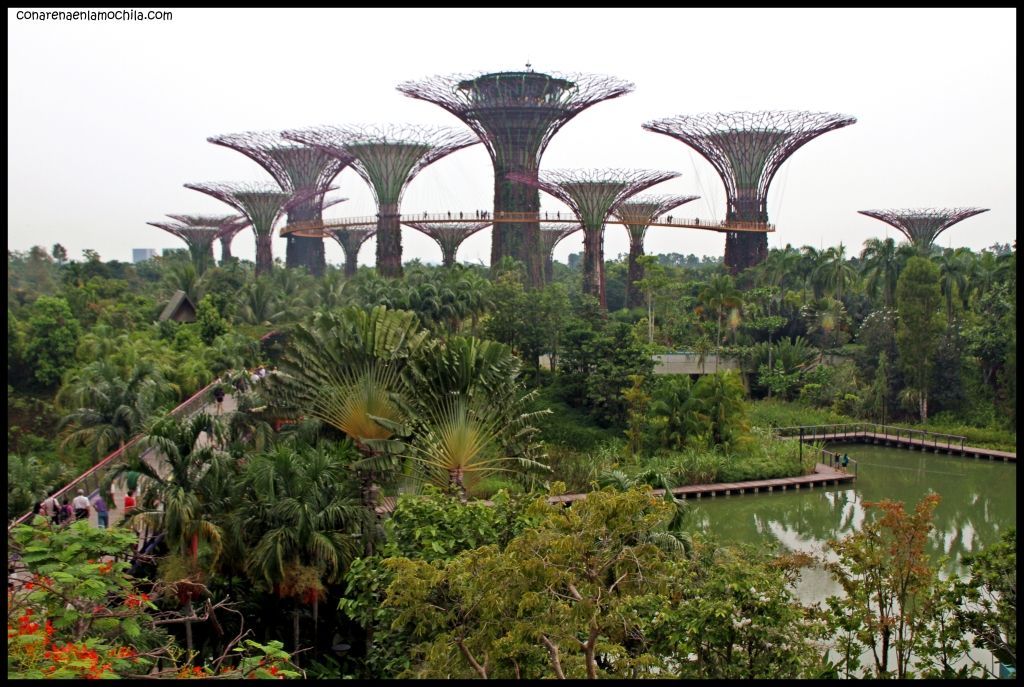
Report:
789,431,1015,462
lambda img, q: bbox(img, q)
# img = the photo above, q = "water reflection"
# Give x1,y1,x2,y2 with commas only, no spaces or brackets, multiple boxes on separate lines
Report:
691,444,1016,585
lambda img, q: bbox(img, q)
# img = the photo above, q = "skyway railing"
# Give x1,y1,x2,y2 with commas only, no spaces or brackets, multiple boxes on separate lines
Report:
775,423,967,453
8,379,221,531
282,212,775,236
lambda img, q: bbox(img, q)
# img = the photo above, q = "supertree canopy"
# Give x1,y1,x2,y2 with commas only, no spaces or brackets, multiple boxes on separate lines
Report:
146,221,225,274
402,221,492,268
166,213,249,264
208,131,351,276
328,223,377,277
643,111,856,273
283,124,478,278
184,182,304,276
397,69,635,286
612,194,700,308
857,208,990,251
509,168,679,308
539,223,582,283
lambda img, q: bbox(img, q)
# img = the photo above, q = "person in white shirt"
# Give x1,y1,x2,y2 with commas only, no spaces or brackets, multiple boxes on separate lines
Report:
72,489,91,522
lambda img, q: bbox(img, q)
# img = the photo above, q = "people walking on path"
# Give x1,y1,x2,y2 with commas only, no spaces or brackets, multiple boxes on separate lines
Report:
212,385,225,414
42,492,61,525
72,489,90,521
91,492,109,528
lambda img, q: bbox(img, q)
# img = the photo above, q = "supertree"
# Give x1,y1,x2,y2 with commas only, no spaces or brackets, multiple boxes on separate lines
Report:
329,223,377,277
283,124,478,278
857,208,990,252
642,111,856,273
207,131,351,276
166,214,249,264
539,223,582,283
397,69,635,286
184,182,307,276
509,169,679,308
612,194,700,307
402,221,492,268
146,221,225,274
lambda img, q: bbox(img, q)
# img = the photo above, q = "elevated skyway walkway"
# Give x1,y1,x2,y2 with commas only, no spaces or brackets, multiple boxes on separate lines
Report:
282,212,775,237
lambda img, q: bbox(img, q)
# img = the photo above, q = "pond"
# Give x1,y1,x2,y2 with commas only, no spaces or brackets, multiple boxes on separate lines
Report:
689,443,1017,602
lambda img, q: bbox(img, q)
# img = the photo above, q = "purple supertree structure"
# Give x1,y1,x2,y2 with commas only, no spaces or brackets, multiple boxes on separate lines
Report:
402,221,492,267
612,194,699,307
283,124,478,278
642,111,856,273
207,131,351,276
166,214,250,264
509,169,679,309
857,208,990,252
146,221,224,274
397,69,634,286
184,182,306,276
329,223,377,277
539,223,582,283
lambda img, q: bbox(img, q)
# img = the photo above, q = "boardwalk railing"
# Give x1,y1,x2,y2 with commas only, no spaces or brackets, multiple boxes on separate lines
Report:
775,423,967,453
8,379,221,531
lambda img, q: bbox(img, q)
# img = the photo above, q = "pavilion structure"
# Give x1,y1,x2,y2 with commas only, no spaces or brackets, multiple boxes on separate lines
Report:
857,208,990,252
283,124,478,278
508,168,679,308
612,194,700,307
643,111,856,273
397,68,634,286
208,131,350,276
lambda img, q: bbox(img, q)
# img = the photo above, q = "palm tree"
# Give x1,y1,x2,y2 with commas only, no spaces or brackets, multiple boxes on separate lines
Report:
57,359,177,460
697,274,741,370
801,297,850,355
813,243,858,302
860,237,901,308
265,306,429,513
691,371,749,448
239,277,286,326
937,248,972,325
388,337,550,501
236,444,370,650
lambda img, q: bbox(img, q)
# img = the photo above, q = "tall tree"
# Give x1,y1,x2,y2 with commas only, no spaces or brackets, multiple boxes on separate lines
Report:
895,257,943,421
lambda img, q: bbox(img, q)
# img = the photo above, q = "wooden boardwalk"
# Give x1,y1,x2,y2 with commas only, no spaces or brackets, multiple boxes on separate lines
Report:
796,431,1015,462
375,463,854,514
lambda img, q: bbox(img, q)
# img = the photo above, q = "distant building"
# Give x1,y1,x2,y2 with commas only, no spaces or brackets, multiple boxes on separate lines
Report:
132,248,158,263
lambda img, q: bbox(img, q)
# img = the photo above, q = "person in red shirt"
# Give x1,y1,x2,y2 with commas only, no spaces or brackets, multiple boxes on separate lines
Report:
123,491,136,515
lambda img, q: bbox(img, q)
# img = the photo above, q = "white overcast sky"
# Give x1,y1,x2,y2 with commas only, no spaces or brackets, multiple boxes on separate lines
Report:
7,7,1017,267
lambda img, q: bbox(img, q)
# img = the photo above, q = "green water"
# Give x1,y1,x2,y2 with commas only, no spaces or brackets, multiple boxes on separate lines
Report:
689,443,1017,603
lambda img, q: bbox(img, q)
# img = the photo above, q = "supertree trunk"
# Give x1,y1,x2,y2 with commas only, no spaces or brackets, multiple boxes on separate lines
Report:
626,238,645,308
343,249,359,277
376,204,403,278
285,201,325,276
219,237,233,264
494,174,542,287
441,246,457,268
255,233,274,277
582,228,606,308
723,231,768,275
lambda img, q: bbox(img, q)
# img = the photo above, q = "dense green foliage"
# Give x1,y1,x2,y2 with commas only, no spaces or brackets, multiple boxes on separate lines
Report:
6,237,1015,679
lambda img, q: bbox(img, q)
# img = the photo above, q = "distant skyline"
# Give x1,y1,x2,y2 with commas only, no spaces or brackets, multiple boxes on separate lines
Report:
7,8,1016,266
